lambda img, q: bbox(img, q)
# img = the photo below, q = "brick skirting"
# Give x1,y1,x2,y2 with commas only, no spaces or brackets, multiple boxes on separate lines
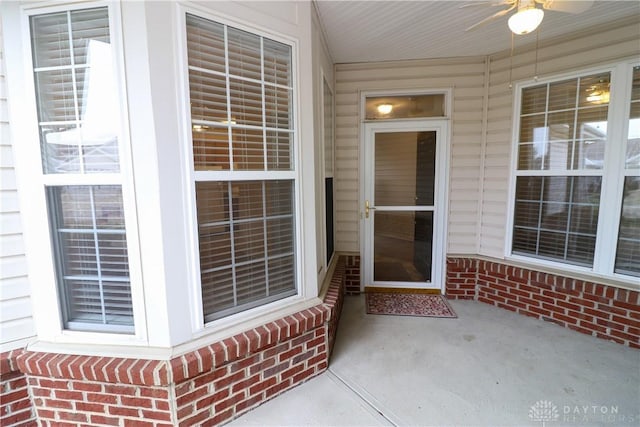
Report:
447,257,640,348
0,258,345,427
344,255,360,295
0,349,36,426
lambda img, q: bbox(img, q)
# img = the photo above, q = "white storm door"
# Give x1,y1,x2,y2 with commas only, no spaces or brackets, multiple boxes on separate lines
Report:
362,120,448,291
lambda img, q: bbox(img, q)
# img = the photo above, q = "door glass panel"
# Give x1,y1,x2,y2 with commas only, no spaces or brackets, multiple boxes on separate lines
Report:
375,131,436,206
374,211,433,282
372,129,437,284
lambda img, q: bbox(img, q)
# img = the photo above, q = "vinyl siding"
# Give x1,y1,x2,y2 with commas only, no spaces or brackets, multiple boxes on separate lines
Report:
334,57,487,254
0,23,36,351
479,16,640,258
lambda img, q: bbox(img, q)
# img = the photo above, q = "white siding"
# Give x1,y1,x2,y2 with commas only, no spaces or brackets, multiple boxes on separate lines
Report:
334,57,487,254
479,17,640,258
0,22,36,351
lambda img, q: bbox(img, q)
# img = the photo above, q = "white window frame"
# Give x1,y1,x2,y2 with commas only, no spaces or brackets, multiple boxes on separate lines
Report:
506,59,640,288
5,1,147,346
176,5,316,337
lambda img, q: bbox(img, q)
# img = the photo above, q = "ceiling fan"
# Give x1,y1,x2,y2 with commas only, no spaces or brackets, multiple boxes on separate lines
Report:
463,0,594,34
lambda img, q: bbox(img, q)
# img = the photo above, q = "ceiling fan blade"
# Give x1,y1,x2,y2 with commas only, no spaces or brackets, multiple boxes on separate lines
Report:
465,7,514,31
459,1,513,9
540,0,594,13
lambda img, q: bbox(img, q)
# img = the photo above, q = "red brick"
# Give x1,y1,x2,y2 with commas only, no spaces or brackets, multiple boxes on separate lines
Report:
86,393,118,404
54,390,83,401
141,409,172,421
39,379,69,390
72,382,101,392
176,404,194,419
108,405,139,417
278,346,303,363
37,409,56,419
90,415,120,426
196,347,214,373
222,338,239,361
59,411,88,422
234,334,250,358
103,384,137,396
75,402,105,413
44,399,73,410
120,396,153,408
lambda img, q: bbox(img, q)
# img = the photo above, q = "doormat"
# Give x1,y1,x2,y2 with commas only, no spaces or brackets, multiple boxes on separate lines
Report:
366,293,457,318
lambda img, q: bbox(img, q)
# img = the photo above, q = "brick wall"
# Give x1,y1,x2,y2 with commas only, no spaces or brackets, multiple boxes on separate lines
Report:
447,257,640,349
344,255,360,295
1,258,345,426
0,350,36,426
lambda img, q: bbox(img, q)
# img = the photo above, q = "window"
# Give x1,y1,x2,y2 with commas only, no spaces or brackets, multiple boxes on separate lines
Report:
323,78,334,264
511,64,640,279
29,7,134,331
185,14,297,322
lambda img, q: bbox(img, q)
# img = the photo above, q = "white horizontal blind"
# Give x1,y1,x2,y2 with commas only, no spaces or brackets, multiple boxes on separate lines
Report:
30,7,133,331
513,66,640,278
186,14,297,322
513,73,609,267
614,65,640,277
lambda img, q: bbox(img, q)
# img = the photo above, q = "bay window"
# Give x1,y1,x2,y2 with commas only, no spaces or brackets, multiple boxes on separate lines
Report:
511,63,640,279
185,14,298,322
29,6,135,331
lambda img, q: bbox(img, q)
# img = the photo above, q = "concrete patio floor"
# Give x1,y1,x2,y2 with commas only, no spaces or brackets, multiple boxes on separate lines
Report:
229,296,640,427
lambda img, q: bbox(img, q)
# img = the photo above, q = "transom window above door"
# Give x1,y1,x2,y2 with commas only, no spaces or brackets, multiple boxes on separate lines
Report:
365,94,445,120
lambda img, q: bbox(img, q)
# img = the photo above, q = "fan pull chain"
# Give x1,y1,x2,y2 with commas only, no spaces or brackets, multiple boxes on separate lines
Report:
509,32,514,89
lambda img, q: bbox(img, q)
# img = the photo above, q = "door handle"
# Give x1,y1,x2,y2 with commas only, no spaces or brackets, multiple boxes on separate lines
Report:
365,200,375,218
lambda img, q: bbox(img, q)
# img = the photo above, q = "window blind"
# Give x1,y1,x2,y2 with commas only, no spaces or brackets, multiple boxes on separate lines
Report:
186,14,297,322
30,7,133,332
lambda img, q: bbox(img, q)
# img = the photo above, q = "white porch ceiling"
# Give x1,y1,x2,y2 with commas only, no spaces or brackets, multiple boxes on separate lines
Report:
314,0,640,63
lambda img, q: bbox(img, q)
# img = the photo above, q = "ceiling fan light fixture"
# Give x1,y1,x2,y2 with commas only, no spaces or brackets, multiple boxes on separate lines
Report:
508,7,544,35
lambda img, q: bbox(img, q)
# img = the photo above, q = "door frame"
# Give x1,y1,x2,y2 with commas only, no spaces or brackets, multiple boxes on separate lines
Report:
359,118,450,293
